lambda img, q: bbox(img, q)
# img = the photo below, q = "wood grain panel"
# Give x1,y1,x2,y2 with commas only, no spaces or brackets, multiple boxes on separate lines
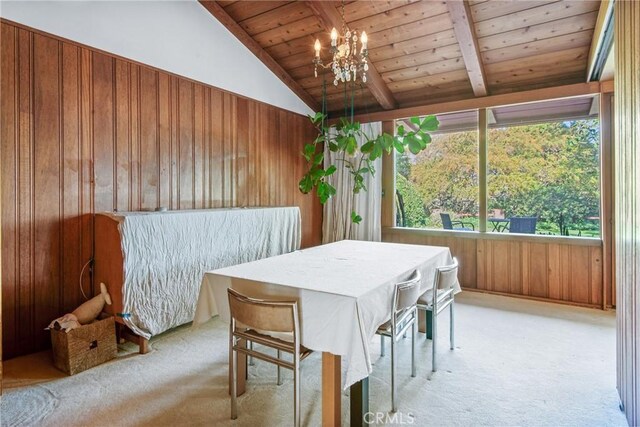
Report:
614,1,640,424
0,20,322,359
383,228,607,308
33,34,62,351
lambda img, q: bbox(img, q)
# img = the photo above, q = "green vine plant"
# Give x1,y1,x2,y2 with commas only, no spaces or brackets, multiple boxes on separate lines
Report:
299,112,440,224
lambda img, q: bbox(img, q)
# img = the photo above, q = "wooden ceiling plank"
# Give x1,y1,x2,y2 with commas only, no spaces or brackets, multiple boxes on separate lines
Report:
470,0,555,23
485,46,588,75
224,1,291,23
198,0,319,110
368,30,458,62
474,0,599,38
382,57,467,83
489,71,586,94
393,81,475,103
374,43,462,73
386,69,472,92
478,11,598,52
348,1,449,36
447,0,488,97
366,12,454,50
488,63,584,87
304,1,398,110
266,33,325,59
252,15,323,47
342,0,419,23
240,2,314,36
481,30,593,64
348,81,604,123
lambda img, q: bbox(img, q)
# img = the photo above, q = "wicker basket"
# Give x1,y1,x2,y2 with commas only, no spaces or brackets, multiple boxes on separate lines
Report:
51,317,117,375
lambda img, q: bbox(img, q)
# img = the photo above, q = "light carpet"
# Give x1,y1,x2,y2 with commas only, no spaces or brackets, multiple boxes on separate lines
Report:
1,292,627,426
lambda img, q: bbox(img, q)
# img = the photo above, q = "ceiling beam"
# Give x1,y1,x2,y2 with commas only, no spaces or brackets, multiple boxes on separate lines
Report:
446,0,488,97
198,0,320,111
344,82,605,124
304,1,398,110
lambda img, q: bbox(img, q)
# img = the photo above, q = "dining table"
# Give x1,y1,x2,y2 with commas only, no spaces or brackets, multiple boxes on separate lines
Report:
193,239,459,426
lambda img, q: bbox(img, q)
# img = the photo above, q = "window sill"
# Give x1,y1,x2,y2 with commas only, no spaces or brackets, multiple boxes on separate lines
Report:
383,226,602,247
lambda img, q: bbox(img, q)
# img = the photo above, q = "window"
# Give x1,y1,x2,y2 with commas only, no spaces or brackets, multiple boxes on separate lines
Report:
394,95,601,238
487,97,601,237
395,111,479,231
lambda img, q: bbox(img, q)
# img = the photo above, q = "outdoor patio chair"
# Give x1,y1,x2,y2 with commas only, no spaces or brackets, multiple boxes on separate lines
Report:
440,213,475,231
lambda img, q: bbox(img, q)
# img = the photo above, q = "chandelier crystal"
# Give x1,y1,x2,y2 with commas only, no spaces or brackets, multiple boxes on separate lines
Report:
313,6,368,86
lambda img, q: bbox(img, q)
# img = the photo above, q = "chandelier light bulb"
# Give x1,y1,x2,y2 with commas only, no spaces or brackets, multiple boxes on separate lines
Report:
312,12,369,87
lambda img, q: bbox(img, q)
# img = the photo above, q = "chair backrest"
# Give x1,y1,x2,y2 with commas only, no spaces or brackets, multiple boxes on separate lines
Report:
509,217,537,234
393,270,423,313
440,213,453,230
227,288,298,333
434,258,459,292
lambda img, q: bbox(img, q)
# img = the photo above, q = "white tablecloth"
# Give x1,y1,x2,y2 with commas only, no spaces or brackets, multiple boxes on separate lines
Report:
193,240,459,388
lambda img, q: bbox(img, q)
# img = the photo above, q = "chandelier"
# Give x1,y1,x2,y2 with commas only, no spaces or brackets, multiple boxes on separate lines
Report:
313,4,369,86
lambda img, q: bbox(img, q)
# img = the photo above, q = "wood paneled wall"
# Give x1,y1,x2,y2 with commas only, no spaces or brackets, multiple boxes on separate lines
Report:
614,1,640,424
0,20,322,359
383,228,611,308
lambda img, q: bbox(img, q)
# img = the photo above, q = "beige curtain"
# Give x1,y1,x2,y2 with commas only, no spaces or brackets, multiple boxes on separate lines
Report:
322,122,382,243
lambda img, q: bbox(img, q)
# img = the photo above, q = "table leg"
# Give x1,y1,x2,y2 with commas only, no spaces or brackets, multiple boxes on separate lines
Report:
322,352,341,427
350,377,369,426
418,310,434,339
229,338,247,396
426,310,433,340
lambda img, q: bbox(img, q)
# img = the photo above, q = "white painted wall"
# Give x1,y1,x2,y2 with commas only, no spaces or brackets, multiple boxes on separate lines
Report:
0,0,313,115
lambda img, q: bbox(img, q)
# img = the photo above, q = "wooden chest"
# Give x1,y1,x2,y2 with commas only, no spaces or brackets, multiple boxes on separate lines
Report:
50,317,117,375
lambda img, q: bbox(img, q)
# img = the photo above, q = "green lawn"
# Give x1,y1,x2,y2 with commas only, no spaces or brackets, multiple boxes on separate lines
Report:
405,216,601,238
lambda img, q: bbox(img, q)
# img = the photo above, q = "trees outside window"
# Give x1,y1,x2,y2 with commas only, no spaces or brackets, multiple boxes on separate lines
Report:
395,113,601,238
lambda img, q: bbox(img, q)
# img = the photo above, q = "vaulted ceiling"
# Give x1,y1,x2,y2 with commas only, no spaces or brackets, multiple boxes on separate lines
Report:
201,0,601,116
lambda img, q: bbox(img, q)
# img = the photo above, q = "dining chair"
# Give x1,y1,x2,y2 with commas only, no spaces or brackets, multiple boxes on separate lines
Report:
417,258,459,372
227,288,312,427
377,270,423,413
509,216,538,234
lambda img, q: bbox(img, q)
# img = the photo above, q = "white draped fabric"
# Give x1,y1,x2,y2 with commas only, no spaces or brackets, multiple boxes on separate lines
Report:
99,207,301,339
322,121,382,243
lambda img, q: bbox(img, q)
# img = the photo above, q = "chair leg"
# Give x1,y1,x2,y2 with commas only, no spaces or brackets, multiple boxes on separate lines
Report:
293,357,301,427
391,335,397,413
277,349,283,385
450,301,455,350
231,344,238,420
432,311,438,372
411,321,416,378
249,341,255,366
380,335,385,357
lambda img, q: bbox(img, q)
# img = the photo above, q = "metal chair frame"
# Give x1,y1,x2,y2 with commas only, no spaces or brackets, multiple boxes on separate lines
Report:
228,288,311,427
377,270,422,412
440,213,475,231
417,258,459,372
